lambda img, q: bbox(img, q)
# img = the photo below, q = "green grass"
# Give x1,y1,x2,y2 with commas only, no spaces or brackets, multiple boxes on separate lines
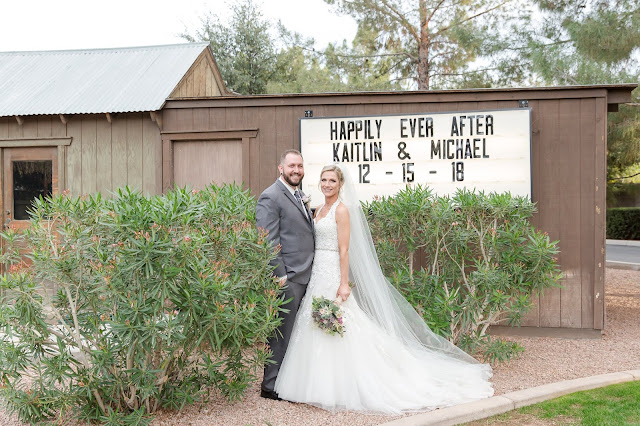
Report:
466,380,640,425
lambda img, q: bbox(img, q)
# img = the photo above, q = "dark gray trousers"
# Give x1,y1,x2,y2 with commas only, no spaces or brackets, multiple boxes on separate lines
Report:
261,279,307,393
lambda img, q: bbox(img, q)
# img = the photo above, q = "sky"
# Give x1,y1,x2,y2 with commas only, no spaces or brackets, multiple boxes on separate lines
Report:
0,0,358,52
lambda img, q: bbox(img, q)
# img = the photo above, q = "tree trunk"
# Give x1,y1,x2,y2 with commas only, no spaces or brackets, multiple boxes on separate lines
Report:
417,0,430,90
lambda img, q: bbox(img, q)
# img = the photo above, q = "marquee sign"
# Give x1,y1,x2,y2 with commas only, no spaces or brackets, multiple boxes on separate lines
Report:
300,108,532,204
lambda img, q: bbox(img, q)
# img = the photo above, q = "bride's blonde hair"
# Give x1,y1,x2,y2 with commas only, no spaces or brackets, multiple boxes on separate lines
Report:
319,164,345,194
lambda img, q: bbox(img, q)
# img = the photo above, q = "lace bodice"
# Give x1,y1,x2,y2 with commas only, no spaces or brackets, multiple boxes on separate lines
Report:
314,202,340,252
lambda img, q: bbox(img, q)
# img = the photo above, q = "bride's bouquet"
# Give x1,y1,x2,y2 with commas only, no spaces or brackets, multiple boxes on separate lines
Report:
311,296,345,337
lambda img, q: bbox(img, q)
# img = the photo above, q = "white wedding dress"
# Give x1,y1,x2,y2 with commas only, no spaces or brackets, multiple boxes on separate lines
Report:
274,202,494,414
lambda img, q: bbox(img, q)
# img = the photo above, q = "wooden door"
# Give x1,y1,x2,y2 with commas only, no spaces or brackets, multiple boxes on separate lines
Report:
2,147,58,232
173,140,242,189
0,147,58,298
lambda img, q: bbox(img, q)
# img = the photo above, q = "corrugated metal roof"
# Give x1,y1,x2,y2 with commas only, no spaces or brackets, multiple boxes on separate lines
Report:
0,42,210,117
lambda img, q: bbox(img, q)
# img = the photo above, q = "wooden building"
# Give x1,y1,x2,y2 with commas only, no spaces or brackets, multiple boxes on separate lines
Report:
160,85,636,334
0,42,227,228
0,42,636,333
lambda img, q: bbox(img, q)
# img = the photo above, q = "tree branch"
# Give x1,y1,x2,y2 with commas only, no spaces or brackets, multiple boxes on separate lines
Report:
433,0,512,37
378,0,421,43
424,0,447,33
609,171,640,182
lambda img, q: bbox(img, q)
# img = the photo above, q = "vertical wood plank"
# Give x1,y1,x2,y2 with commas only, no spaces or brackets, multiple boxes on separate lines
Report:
66,118,82,196
57,146,65,196
258,106,276,191
111,115,128,190
276,106,295,176
580,98,596,328
37,116,52,138
162,139,173,192
225,107,249,189
206,64,214,96
196,61,206,96
538,99,562,327
559,99,582,328
8,118,23,139
186,73,194,97
593,97,606,329
52,116,68,190
81,117,97,195
0,118,8,138
142,116,161,195
96,117,112,195
519,100,540,326
242,137,251,187
21,117,38,139
126,114,143,191
51,116,67,138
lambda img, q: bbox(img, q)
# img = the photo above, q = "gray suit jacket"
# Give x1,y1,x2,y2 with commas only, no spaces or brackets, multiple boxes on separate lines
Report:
256,179,315,284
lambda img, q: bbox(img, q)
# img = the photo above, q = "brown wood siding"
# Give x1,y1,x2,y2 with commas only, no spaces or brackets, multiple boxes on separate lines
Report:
0,114,163,198
160,86,630,330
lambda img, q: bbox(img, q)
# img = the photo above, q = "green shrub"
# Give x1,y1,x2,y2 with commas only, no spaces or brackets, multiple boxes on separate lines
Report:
606,207,640,240
364,186,562,362
0,185,283,424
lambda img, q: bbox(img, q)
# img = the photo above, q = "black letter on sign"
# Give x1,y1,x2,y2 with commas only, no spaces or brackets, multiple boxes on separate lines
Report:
359,164,370,183
397,142,411,160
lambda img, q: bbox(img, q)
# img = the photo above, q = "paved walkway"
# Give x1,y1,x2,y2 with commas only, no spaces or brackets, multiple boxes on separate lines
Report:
380,369,640,425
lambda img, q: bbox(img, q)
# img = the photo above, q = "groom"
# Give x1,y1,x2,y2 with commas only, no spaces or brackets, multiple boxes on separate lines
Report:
256,149,315,400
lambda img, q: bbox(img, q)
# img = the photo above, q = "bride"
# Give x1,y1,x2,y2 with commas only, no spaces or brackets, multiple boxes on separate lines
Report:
274,164,494,414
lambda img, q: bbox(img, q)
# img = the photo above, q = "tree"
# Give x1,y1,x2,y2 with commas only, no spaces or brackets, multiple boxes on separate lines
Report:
180,0,277,94
266,25,354,93
322,0,526,90
266,24,404,93
517,0,640,179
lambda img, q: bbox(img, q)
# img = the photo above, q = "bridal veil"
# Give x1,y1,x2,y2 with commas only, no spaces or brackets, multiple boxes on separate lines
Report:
337,163,492,368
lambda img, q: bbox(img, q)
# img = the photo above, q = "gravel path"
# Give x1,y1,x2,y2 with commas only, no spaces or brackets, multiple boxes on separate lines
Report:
1,268,638,425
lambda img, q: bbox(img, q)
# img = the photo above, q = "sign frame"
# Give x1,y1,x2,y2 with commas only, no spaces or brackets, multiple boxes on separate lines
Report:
299,108,533,204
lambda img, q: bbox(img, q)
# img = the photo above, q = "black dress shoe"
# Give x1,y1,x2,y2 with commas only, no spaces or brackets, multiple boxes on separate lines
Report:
260,389,282,401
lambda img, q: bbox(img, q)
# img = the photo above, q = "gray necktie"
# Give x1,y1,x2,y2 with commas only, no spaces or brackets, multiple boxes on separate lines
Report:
294,190,308,219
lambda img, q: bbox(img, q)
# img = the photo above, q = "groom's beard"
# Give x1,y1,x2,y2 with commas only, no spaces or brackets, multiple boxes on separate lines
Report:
282,172,303,187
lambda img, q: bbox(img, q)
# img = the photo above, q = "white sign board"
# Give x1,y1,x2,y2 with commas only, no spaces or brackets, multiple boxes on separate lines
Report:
300,108,531,204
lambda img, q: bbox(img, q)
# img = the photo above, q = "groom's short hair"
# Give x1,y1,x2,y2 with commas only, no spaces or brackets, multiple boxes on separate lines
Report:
280,149,303,165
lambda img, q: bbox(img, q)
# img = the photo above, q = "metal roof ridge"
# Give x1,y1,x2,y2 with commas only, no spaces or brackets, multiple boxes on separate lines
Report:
0,42,209,55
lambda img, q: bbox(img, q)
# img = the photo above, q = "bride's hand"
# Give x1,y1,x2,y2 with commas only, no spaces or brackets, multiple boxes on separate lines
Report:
336,283,351,302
